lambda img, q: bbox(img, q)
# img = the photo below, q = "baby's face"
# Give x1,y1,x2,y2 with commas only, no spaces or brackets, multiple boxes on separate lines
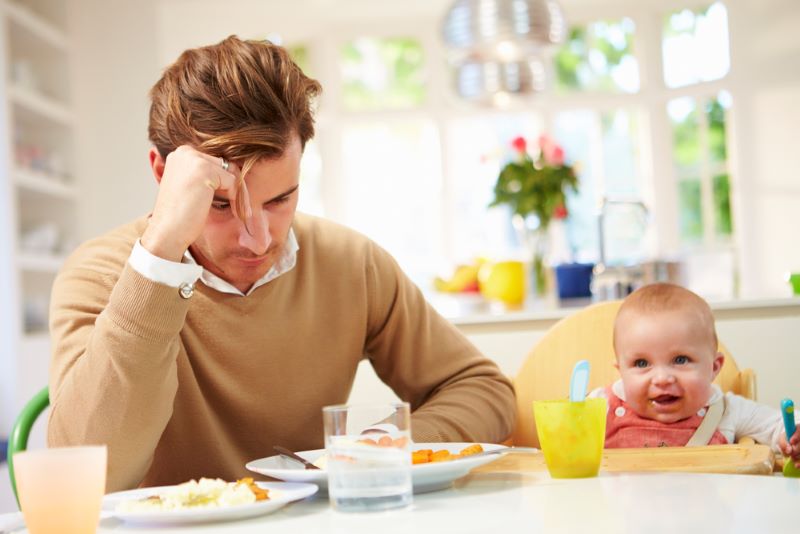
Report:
615,309,723,423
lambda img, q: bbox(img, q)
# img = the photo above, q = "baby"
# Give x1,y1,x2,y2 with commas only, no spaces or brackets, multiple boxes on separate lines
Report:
590,283,799,463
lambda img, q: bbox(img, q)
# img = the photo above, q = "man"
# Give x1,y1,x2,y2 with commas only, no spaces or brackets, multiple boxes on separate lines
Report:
48,36,515,491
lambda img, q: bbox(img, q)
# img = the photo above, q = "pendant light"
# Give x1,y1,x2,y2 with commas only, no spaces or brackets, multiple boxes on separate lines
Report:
442,0,567,103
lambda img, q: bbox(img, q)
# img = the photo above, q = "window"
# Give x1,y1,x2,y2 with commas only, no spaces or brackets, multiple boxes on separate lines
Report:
445,114,544,262
340,37,426,110
555,18,639,94
662,2,730,88
553,108,646,265
669,91,733,243
281,2,739,298
339,119,443,279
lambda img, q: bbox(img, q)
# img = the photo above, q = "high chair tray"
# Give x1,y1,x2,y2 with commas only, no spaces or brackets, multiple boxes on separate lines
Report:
474,444,774,476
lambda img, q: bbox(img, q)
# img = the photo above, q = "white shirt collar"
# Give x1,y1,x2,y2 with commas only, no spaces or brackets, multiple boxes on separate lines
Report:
611,378,722,405
183,228,299,296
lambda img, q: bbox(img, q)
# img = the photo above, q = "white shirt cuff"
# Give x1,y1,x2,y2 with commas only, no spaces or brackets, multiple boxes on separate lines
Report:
129,239,202,288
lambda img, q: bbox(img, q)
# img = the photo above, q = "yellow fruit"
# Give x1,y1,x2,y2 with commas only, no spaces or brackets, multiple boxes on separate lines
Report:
478,261,526,305
434,264,479,292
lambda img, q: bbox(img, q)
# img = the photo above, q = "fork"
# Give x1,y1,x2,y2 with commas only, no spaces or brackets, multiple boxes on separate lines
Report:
273,446,321,470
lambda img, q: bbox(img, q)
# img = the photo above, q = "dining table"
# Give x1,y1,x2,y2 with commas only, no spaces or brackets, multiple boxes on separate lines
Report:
1,446,796,534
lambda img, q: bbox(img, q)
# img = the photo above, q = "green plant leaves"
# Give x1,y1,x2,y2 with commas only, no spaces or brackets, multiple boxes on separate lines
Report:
490,155,578,230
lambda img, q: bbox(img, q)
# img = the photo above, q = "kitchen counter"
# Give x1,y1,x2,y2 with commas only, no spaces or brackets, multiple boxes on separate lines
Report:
349,293,800,409
427,292,800,327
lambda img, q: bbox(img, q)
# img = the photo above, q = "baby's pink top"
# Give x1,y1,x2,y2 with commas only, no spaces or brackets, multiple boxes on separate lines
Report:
603,386,728,448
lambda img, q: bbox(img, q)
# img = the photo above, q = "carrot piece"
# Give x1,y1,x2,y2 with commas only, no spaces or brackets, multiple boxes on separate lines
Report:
411,450,431,464
459,444,484,456
430,449,453,462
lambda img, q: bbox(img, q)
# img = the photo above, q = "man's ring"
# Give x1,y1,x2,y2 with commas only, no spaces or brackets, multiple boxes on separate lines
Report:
221,158,230,172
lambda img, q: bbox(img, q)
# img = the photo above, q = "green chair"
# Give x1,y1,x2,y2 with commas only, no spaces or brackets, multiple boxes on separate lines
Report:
6,387,50,509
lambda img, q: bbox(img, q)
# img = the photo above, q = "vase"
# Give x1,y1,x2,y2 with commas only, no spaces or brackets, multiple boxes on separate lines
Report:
512,214,551,297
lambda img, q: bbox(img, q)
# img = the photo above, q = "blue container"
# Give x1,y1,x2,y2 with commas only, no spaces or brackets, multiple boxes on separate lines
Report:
554,263,595,299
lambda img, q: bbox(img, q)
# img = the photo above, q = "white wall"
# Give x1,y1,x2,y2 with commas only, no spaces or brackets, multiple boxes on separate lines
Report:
70,0,160,240
726,0,800,297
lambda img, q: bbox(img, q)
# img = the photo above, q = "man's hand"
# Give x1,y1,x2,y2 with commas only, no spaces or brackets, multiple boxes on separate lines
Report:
141,145,240,261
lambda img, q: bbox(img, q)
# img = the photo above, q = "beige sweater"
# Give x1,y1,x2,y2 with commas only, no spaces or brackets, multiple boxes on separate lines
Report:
48,213,515,491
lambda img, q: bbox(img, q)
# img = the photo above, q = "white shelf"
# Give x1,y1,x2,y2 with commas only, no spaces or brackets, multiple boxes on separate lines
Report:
3,1,67,51
17,251,65,273
13,167,75,198
8,83,72,125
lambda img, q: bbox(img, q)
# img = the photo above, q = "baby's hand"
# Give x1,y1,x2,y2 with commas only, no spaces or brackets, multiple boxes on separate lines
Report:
779,428,800,464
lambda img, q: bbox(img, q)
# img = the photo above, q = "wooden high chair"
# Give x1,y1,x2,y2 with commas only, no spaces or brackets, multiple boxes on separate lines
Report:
510,300,757,448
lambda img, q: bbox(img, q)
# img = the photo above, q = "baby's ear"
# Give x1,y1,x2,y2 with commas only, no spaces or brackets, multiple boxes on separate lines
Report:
711,351,725,377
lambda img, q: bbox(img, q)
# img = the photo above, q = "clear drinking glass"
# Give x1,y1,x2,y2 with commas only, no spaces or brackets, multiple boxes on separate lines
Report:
14,446,107,534
322,402,412,512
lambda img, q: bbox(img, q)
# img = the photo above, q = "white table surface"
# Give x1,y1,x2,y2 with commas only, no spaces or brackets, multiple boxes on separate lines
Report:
2,470,798,534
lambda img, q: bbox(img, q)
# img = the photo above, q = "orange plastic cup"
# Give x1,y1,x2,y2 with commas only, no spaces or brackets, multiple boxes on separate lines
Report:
533,398,607,478
14,446,107,534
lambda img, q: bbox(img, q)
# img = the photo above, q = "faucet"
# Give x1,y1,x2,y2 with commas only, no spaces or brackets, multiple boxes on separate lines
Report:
592,197,649,301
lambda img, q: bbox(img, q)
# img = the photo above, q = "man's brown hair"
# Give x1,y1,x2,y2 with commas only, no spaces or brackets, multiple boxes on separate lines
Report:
148,35,322,199
613,282,718,352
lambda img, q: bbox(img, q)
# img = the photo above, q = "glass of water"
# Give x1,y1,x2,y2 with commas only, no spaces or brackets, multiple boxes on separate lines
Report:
322,402,412,513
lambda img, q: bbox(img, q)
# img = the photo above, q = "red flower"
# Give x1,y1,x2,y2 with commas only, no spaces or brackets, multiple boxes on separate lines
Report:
553,204,568,219
549,146,565,166
511,136,527,153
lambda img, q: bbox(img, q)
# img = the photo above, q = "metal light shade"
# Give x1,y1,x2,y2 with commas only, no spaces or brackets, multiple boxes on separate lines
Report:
454,56,546,102
442,0,565,103
443,0,566,54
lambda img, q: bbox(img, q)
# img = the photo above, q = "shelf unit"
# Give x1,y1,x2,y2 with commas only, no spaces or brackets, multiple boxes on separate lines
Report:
0,0,74,434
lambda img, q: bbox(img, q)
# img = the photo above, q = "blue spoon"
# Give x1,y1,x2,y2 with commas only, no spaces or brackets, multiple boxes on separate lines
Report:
569,360,591,402
781,398,800,477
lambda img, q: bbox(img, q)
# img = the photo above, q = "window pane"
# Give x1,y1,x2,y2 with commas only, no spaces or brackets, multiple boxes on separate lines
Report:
678,178,703,240
601,109,642,196
662,2,730,88
668,97,701,170
707,91,731,164
288,44,312,77
297,140,324,217
341,37,425,110
553,111,597,262
339,119,442,280
713,173,732,237
553,109,646,265
446,114,544,262
555,18,639,93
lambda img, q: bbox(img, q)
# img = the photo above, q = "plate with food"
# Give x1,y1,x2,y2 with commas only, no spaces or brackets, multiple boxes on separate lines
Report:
103,477,318,525
246,442,507,493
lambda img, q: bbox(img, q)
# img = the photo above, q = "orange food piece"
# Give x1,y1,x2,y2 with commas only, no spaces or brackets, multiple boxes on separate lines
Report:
236,477,269,501
412,450,432,464
459,444,484,456
430,449,454,462
378,435,394,447
392,436,409,448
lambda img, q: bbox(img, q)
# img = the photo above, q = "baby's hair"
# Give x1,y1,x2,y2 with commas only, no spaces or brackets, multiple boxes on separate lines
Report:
613,283,718,351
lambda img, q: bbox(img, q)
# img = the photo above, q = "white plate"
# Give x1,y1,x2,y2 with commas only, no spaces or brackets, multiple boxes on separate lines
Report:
103,481,318,525
246,442,506,493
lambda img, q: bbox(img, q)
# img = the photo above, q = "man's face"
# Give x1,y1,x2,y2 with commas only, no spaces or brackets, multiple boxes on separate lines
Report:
190,136,302,293
614,309,723,423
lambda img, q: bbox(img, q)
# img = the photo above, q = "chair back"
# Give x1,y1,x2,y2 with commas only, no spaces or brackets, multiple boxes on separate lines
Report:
510,301,756,447
7,386,50,509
